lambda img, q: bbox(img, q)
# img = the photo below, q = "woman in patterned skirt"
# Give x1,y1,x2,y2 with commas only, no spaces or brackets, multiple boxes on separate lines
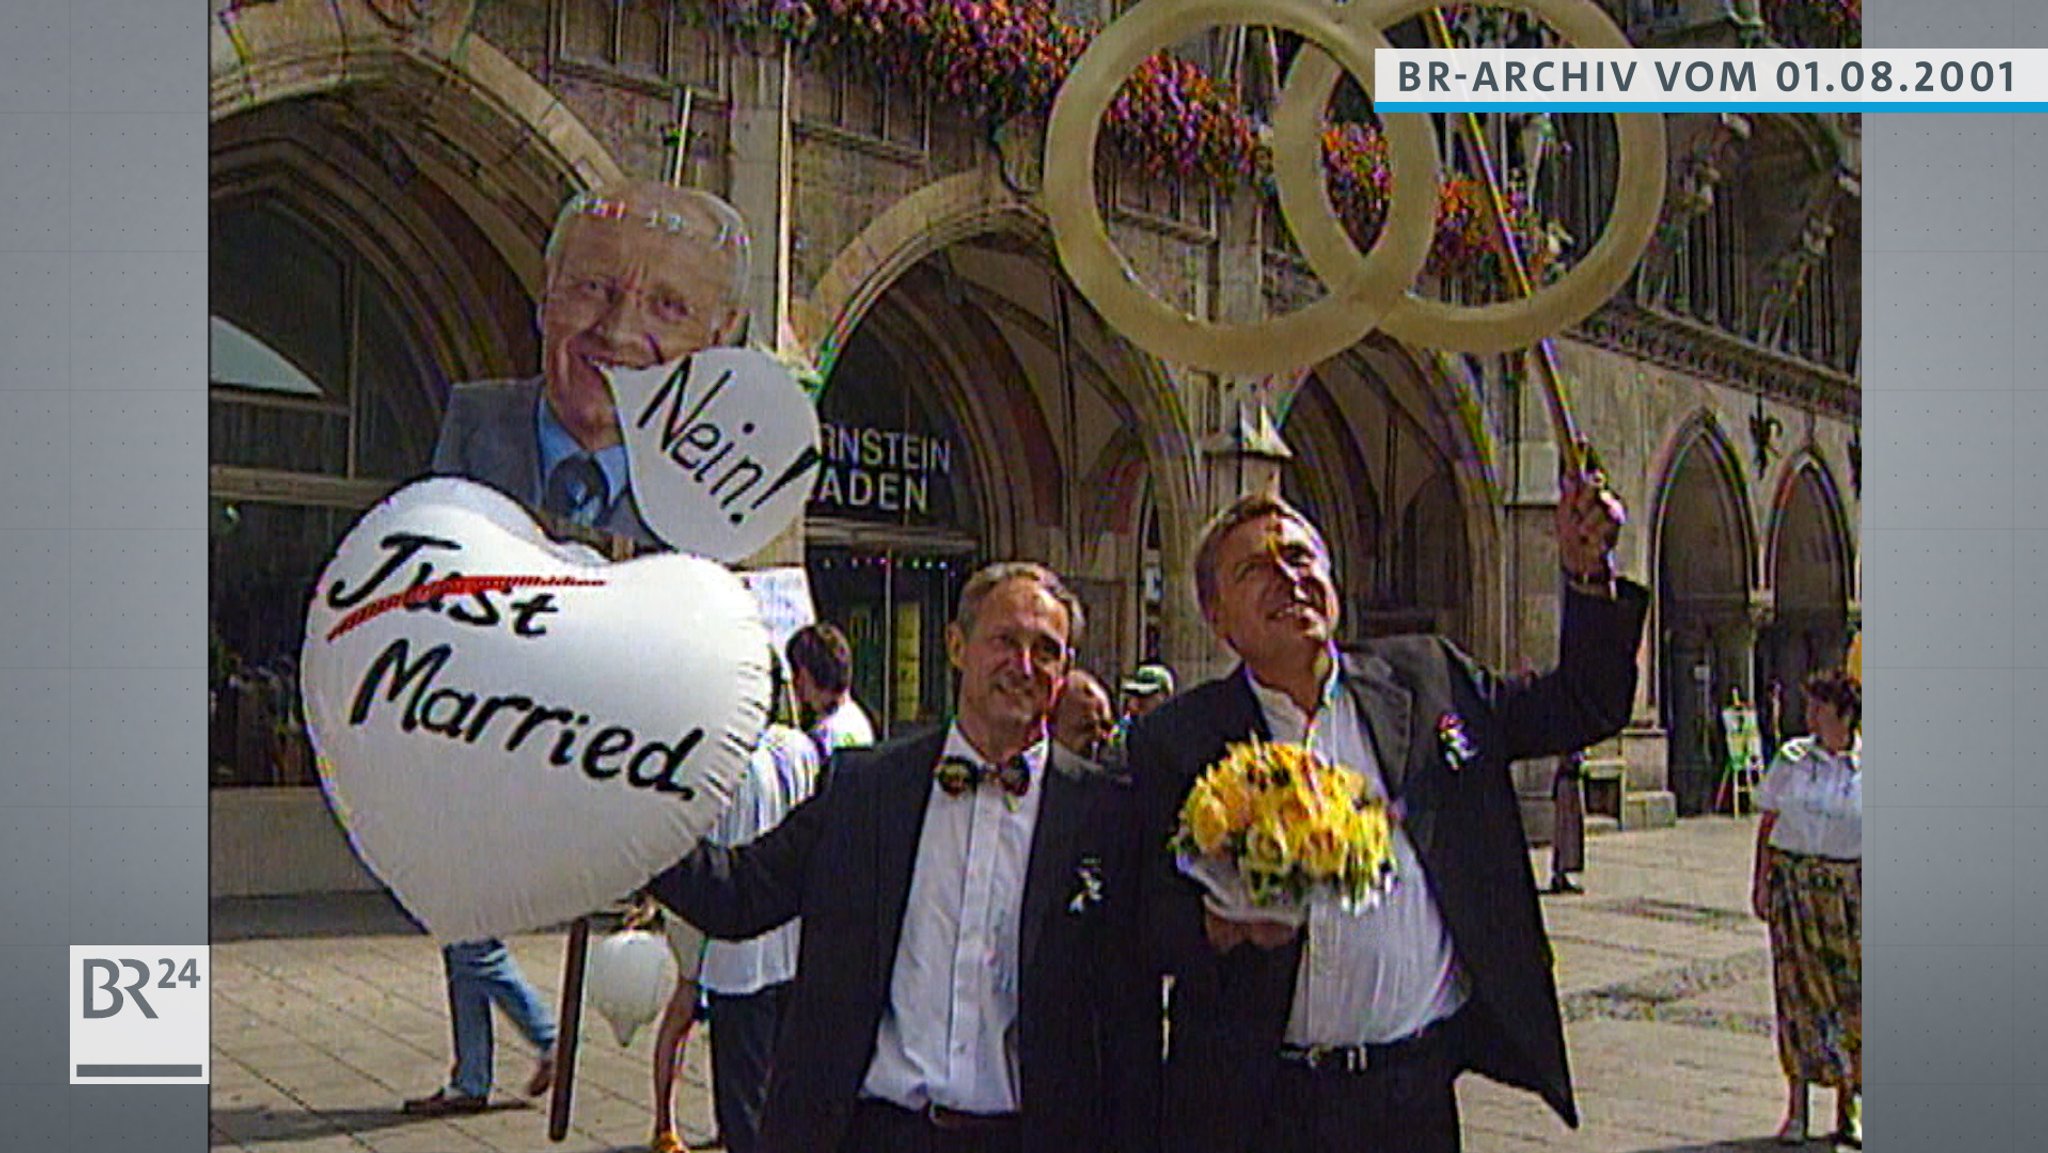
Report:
1751,668,1861,1148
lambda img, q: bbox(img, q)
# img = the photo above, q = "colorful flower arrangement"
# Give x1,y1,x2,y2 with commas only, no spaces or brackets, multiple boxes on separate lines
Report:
1760,0,1861,50
700,0,1561,281
1172,739,1398,912
1314,123,1558,283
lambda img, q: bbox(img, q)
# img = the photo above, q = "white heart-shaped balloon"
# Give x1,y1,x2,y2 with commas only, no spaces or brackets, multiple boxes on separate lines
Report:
606,347,823,562
300,477,770,941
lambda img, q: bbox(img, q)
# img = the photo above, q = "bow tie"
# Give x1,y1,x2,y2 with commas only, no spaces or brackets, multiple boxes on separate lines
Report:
935,754,1033,798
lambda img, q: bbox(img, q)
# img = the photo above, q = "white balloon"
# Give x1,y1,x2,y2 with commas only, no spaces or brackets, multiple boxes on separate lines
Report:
300,477,770,941
605,348,823,562
586,929,680,1047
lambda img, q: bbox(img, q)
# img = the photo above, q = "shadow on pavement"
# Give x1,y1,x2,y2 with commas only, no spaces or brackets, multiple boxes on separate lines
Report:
1640,1138,1844,1152
211,1102,714,1152
212,892,591,942
210,1101,542,1144
212,892,424,941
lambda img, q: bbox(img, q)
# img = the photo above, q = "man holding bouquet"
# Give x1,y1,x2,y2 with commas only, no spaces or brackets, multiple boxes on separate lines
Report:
1128,467,1645,1153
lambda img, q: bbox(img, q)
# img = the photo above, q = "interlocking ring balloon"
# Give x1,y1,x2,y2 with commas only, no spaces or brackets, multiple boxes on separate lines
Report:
1278,0,1666,354
1042,0,1667,374
1042,0,1442,378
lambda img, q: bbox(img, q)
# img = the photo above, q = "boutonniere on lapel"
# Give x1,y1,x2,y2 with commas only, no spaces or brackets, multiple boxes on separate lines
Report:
1437,712,1479,772
1068,855,1106,915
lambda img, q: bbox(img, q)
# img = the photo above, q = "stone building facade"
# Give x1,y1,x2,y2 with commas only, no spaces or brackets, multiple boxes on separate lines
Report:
207,0,1858,892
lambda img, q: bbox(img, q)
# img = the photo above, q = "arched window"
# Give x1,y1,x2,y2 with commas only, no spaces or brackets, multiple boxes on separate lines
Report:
208,201,449,788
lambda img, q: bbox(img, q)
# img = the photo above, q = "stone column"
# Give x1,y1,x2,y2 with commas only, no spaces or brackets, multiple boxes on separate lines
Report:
1500,357,1570,831
727,37,805,570
1153,192,1286,688
1156,380,1293,687
1702,602,1762,721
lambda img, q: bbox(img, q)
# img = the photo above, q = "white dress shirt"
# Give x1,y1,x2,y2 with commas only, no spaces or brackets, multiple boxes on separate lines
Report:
1247,666,1469,1046
860,725,1049,1114
811,697,878,756
699,725,823,996
1758,735,1862,860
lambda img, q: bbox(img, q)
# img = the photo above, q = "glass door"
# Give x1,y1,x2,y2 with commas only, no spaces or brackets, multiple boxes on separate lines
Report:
806,548,968,738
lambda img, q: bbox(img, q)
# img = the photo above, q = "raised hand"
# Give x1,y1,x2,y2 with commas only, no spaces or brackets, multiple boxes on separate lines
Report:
1556,445,1626,585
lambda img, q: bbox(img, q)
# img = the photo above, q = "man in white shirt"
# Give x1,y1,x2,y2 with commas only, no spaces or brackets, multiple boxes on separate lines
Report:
650,563,1155,1153
1129,477,1646,1153
787,622,878,754
700,720,823,1153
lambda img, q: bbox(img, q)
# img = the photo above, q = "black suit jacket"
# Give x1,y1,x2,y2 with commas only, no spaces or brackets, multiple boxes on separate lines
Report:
647,730,1159,1153
430,377,662,547
1129,584,1649,1151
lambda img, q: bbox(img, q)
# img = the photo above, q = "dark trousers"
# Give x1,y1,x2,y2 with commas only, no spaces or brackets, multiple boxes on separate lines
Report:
839,1099,1023,1153
1551,758,1586,878
708,983,789,1153
1260,1021,1466,1153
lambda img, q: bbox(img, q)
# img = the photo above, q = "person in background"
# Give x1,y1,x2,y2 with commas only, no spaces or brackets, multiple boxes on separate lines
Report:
648,656,824,1153
1110,662,1175,758
642,899,707,1152
1120,663,1177,722
1546,750,1588,895
1762,677,1788,760
1751,668,1861,1148
1052,668,1118,763
400,940,558,1116
787,622,877,755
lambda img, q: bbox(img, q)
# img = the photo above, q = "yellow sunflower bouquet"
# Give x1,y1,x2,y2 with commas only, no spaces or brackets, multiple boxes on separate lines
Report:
1172,739,1398,921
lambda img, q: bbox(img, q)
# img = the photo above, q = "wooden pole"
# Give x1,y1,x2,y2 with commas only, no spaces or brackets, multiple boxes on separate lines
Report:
1421,11,1588,477
546,916,591,1142
665,87,695,188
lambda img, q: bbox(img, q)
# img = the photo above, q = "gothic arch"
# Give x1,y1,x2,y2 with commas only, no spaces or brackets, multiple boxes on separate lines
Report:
1763,451,1855,601
1649,410,1760,591
836,272,1044,557
1650,410,1763,814
797,171,1204,612
212,107,532,395
1279,341,1501,654
211,0,624,294
1758,452,1856,733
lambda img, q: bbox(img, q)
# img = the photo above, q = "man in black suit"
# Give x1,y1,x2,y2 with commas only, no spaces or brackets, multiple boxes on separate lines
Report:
648,561,1156,1153
1129,470,1646,1153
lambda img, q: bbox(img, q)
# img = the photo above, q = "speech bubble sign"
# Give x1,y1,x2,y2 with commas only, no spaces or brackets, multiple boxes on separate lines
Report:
300,477,771,942
606,348,823,562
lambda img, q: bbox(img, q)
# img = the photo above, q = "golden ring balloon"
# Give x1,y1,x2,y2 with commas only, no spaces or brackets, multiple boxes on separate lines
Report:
1272,0,1666,355
1041,0,1440,378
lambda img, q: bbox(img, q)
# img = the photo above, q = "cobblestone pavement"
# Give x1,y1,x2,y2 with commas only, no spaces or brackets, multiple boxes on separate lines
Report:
211,815,1825,1152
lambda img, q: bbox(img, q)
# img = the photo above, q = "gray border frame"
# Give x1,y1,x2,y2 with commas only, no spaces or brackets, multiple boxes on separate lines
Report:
1862,1,2030,1149
0,0,207,1145
0,0,2013,1146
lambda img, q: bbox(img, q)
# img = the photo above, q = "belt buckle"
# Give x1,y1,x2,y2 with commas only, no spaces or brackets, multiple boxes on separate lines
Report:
1301,1043,1368,1073
1299,1043,1370,1073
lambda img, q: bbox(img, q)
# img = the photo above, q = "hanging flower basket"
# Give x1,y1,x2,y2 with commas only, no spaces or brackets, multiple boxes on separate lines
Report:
698,0,1567,282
